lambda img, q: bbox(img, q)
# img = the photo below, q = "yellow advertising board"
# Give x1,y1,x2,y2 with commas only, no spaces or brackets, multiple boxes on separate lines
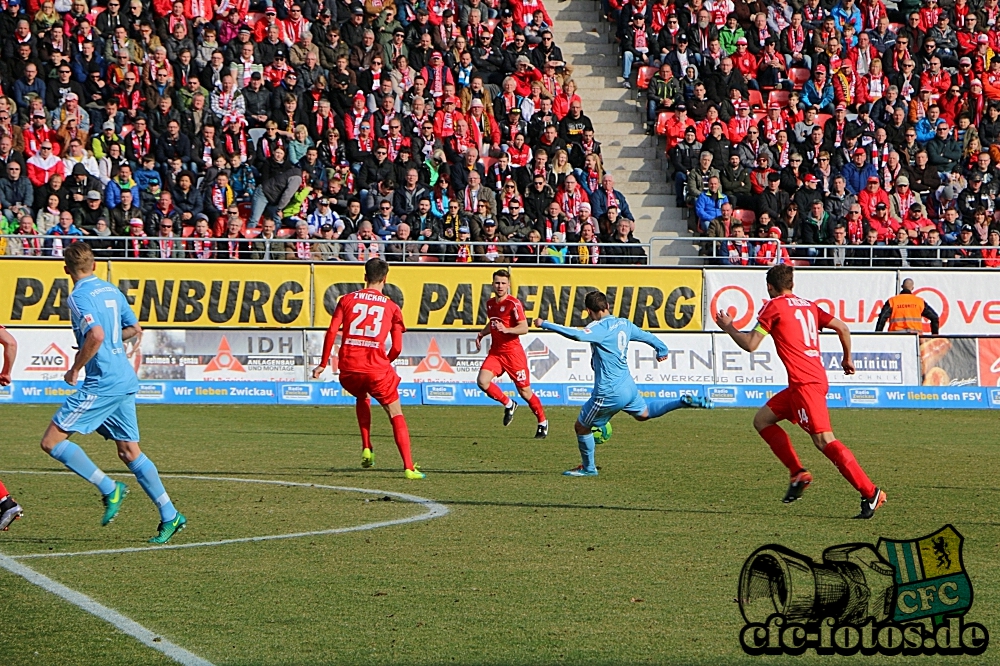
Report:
108,261,311,328
313,265,702,331
1,259,110,326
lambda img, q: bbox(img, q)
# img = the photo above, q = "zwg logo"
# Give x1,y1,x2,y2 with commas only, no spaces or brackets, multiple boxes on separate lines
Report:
738,525,988,656
26,343,70,371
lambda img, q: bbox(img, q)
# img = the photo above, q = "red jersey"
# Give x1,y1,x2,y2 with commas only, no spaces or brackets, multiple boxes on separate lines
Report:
754,293,833,387
486,295,525,355
320,289,405,375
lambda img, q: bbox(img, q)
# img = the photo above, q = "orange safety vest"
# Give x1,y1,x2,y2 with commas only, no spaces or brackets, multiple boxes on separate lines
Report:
887,293,925,332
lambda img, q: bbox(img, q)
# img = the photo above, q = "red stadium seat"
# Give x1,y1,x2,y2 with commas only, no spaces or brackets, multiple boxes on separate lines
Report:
816,113,832,129
636,66,656,91
181,226,194,237
733,209,756,233
244,228,261,239
748,89,764,109
789,67,811,90
418,255,440,262
486,18,498,31
276,228,295,238
768,89,790,107
655,110,673,136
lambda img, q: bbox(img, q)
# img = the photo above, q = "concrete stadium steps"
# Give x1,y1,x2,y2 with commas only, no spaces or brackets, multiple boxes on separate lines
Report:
549,0,690,264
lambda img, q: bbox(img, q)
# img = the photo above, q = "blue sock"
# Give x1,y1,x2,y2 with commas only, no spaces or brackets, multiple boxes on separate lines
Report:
50,441,116,496
577,432,597,472
127,454,177,522
645,398,684,419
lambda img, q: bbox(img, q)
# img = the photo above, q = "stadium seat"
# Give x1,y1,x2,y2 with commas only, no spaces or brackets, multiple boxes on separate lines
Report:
748,89,764,109
482,156,496,172
121,124,133,137
816,113,832,129
753,110,766,124
181,226,194,237
276,228,295,238
486,18,498,31
636,66,656,91
768,89,790,107
655,110,673,136
244,228,261,239
248,128,266,148
418,255,440,262
733,208,756,232
789,68,811,90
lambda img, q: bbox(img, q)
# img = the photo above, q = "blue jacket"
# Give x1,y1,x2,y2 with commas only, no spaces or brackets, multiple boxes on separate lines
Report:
841,162,878,195
590,188,634,221
831,2,863,33
915,117,944,144
695,191,729,228
104,178,140,209
12,77,46,111
802,80,834,109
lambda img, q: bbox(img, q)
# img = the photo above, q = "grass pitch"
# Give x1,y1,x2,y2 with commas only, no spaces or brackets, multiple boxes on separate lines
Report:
1,404,998,665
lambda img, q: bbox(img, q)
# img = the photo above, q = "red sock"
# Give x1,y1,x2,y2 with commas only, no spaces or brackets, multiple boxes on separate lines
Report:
822,440,876,497
0,478,7,498
484,382,511,406
527,393,546,423
390,414,415,470
356,399,372,450
759,425,804,475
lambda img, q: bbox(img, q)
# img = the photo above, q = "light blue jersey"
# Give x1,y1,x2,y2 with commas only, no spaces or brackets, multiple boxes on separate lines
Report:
68,275,139,397
542,316,669,399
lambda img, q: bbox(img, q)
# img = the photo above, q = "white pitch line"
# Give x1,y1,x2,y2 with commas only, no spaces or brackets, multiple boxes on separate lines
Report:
0,471,450,560
0,553,215,666
0,470,450,666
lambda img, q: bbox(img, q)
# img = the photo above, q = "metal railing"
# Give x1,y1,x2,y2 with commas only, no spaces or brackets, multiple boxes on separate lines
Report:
0,235,654,265
669,240,1000,268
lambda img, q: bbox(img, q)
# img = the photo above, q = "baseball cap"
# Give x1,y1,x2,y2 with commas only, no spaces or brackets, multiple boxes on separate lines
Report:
458,225,470,234
960,57,972,65
320,223,333,232
876,202,887,210
501,7,512,17
65,92,78,101
471,98,484,108
768,102,781,110
855,148,868,156
803,173,819,183
815,64,826,74
103,120,116,131
896,176,910,186
508,107,522,114
677,33,688,42
148,176,160,185
675,103,687,111
979,34,990,44
274,48,287,59
265,5,276,13
972,79,983,87
444,95,458,105
251,71,262,80
431,51,443,59
961,224,974,232
867,175,880,183
87,190,101,200
969,171,983,182
483,218,497,226
736,37,747,45
685,126,696,134
835,103,847,112
352,4,364,14
318,197,330,205
32,110,46,118
909,202,923,211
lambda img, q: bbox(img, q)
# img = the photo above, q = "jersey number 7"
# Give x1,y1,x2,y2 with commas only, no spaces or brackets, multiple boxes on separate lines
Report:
349,304,385,339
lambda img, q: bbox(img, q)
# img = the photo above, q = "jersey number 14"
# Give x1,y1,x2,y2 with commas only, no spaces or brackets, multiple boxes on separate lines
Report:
793,309,819,350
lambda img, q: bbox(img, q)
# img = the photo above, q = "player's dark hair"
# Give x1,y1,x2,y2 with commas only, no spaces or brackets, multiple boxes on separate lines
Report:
364,257,390,283
585,290,609,313
766,264,794,292
64,242,94,275
492,269,510,281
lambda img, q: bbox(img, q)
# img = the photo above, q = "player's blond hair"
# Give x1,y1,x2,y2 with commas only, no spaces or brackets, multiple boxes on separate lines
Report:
64,242,95,276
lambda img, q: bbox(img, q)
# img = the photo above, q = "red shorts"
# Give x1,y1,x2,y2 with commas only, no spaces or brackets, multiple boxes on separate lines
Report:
766,384,832,435
480,347,531,389
339,370,401,405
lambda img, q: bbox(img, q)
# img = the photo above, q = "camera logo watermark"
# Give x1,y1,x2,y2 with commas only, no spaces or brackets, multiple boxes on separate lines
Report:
738,525,989,656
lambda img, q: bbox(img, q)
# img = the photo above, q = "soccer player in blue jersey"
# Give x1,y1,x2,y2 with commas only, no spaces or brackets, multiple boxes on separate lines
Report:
39,243,186,544
534,290,713,476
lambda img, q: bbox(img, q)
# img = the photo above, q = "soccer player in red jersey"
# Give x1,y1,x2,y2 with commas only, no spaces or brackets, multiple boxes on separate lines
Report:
474,269,548,438
312,259,425,479
0,325,24,530
715,265,886,519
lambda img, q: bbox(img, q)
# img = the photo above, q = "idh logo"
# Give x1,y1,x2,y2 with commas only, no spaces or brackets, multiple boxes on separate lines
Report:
26,343,70,372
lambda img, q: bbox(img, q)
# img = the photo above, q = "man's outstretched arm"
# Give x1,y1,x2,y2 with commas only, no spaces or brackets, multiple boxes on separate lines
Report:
534,318,602,343
714,310,767,352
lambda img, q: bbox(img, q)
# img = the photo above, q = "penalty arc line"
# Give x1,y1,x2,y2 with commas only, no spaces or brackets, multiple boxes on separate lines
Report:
0,470,450,666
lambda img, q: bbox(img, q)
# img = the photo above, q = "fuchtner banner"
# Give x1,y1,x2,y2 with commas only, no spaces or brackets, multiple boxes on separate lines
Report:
703,269,897,332
312,265,703,331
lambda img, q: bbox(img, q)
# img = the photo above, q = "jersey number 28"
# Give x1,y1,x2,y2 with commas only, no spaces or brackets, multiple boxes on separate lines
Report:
349,304,385,339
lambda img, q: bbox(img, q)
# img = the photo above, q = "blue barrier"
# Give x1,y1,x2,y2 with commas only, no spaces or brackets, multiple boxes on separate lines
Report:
0,381,997,409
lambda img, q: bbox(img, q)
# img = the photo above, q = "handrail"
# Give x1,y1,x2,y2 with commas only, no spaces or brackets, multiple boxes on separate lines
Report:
0,234,654,265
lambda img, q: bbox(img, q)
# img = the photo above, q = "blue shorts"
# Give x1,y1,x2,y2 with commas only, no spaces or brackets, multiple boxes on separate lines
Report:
52,391,140,443
577,388,647,429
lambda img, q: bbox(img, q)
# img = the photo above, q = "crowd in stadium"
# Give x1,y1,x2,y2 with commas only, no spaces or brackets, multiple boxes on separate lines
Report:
0,0,651,264
635,0,1000,267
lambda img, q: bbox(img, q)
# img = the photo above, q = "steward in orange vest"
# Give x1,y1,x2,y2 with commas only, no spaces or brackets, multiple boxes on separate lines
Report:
875,279,940,334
